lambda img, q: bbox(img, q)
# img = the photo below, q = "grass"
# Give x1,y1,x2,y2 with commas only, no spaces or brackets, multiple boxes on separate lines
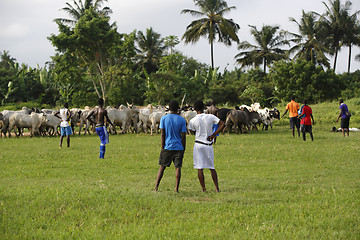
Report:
1,126,359,239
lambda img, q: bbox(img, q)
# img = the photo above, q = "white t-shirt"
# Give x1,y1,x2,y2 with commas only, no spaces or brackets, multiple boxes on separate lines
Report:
59,108,70,127
188,113,220,144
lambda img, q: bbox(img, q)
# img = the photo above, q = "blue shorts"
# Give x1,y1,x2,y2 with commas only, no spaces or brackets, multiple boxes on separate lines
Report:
60,126,73,136
96,126,109,145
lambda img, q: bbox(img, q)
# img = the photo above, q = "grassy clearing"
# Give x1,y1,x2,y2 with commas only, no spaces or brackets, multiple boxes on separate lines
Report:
1,126,359,239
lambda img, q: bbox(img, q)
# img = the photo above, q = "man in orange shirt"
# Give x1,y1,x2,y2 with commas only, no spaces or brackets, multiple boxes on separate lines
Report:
281,96,300,137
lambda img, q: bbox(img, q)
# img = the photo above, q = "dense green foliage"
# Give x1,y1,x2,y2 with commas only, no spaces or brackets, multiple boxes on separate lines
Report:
1,0,360,108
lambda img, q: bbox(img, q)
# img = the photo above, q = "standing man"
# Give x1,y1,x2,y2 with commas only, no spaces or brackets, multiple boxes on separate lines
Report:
281,96,300,137
86,98,114,159
188,100,224,193
55,102,72,148
336,99,351,137
154,100,187,193
298,100,314,141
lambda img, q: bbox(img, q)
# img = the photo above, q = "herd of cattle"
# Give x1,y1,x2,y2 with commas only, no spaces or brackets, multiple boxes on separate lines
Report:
0,103,280,137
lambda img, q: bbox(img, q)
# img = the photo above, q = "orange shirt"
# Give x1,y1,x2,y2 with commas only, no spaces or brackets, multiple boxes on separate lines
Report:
286,100,300,118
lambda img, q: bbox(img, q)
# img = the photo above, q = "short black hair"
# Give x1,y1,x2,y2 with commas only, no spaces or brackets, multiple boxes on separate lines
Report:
339,99,344,103
291,96,295,100
303,99,307,105
64,102,69,108
169,100,179,112
194,100,204,111
98,98,104,106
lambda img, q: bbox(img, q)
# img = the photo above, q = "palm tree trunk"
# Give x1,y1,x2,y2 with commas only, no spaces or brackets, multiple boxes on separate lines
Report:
210,42,214,69
263,57,267,73
333,47,338,71
348,44,352,73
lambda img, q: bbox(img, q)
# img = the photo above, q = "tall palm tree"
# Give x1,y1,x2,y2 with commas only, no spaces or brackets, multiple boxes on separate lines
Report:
343,9,360,72
181,0,240,69
289,10,331,68
235,25,289,73
320,0,352,71
135,27,167,74
55,0,112,26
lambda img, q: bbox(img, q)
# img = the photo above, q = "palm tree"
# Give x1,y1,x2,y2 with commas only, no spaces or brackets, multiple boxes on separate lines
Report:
181,0,240,69
235,25,289,73
320,0,352,71
135,27,167,74
55,0,112,25
289,10,331,68
343,9,360,72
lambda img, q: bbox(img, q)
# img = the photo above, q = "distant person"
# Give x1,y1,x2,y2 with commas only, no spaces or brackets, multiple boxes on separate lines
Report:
86,98,115,159
298,100,314,141
154,100,187,193
281,96,300,137
188,100,224,192
336,99,351,137
55,102,72,148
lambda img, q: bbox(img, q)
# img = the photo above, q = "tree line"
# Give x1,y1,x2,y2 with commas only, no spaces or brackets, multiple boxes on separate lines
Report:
1,0,360,108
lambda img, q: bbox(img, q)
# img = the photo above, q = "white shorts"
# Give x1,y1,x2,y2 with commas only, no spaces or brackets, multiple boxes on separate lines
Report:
193,143,215,169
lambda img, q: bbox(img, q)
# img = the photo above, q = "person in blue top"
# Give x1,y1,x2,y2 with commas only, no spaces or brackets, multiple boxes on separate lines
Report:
154,100,187,192
336,99,351,137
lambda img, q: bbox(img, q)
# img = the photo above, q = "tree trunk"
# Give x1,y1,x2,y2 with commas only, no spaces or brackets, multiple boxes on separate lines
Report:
333,47,338,71
210,42,214,69
263,57,267,73
348,44,352,73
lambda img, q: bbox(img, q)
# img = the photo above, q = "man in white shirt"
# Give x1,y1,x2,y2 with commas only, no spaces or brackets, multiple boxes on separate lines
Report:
55,102,72,148
188,100,224,192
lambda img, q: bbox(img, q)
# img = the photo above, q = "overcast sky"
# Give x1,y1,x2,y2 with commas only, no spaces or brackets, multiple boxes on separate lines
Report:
1,0,359,73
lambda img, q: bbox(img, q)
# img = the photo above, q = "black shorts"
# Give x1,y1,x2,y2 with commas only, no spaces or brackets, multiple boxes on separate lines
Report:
289,117,300,129
300,124,312,133
341,117,350,129
159,149,184,168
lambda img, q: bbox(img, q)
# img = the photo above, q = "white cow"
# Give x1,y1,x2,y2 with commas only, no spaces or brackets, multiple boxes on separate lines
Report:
1,107,32,137
138,105,156,134
149,109,166,135
8,112,48,137
181,110,197,134
40,113,61,136
107,106,138,134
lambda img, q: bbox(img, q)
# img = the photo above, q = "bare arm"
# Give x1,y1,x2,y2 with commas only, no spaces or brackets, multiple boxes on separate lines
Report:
281,109,288,118
336,108,342,122
208,120,225,141
181,132,186,151
161,129,165,150
86,109,96,125
105,111,115,127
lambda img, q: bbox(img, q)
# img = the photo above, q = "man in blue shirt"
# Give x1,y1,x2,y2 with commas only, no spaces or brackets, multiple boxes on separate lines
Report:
336,99,351,137
154,100,187,192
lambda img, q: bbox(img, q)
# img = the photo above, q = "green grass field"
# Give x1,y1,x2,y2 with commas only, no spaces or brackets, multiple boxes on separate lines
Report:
1,125,359,239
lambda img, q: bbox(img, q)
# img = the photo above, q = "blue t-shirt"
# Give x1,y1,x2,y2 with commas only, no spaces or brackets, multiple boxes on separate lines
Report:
340,103,349,119
159,114,187,150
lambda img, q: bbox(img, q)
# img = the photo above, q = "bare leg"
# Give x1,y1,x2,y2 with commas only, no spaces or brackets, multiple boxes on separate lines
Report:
310,132,314,141
210,169,220,192
66,135,70,147
59,135,64,147
197,169,206,192
154,166,166,191
292,128,295,137
302,132,306,141
175,167,181,192
346,128,349,137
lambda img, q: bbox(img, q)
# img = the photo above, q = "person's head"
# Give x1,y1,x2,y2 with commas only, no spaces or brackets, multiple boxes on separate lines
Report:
169,100,179,112
291,96,295,101
64,102,69,109
303,99,307,105
194,100,205,112
210,99,216,106
98,98,104,107
339,99,344,104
